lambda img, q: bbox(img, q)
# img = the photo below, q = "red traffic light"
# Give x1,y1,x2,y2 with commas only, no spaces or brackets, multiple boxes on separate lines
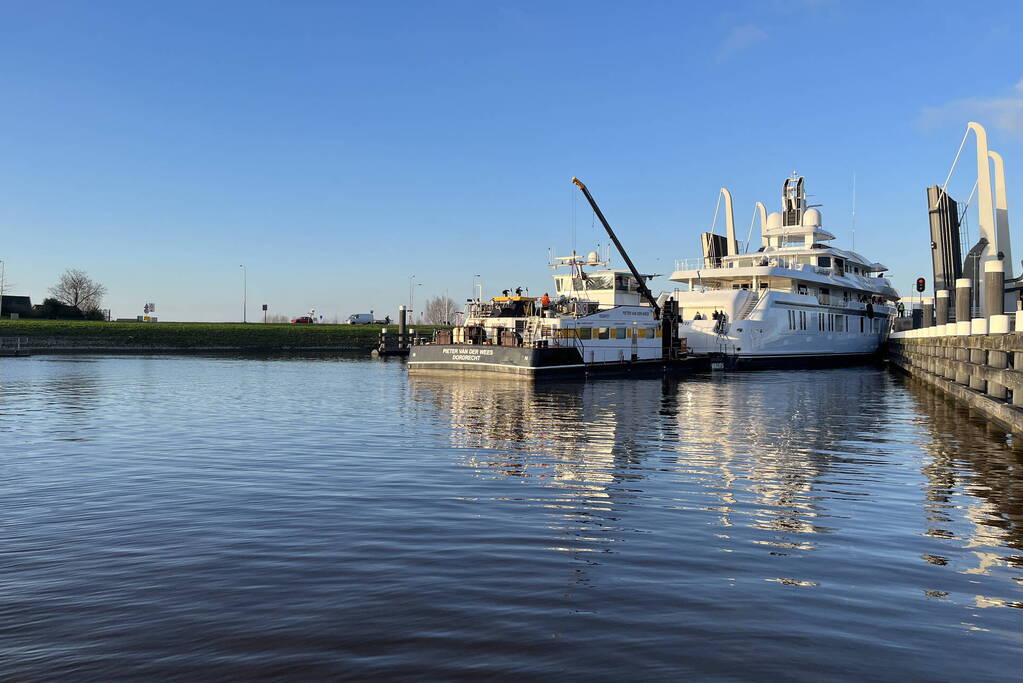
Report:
915,277,926,293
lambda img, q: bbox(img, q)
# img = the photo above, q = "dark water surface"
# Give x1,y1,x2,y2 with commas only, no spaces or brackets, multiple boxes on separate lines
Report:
2,355,1021,679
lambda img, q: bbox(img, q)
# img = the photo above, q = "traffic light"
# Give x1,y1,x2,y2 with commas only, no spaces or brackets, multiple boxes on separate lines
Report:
915,277,926,293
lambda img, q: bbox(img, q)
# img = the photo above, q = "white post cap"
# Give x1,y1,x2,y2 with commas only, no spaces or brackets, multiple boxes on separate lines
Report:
923,297,933,304
971,317,988,335
957,321,972,336
984,259,1005,273
936,289,950,298
955,278,972,289
990,314,1009,334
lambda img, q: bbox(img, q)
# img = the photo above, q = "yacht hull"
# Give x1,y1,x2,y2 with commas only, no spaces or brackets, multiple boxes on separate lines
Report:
724,350,883,370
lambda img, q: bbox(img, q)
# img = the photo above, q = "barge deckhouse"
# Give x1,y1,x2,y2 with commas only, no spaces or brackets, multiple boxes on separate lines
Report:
665,174,900,366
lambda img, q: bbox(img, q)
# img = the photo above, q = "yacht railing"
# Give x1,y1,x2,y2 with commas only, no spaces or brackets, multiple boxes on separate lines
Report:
673,256,818,272
673,256,894,284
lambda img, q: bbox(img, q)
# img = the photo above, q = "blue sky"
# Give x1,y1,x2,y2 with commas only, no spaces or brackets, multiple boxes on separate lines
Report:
2,1,1022,321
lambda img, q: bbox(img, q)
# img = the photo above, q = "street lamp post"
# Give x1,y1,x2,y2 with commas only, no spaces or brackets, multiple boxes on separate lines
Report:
409,274,415,318
240,264,247,323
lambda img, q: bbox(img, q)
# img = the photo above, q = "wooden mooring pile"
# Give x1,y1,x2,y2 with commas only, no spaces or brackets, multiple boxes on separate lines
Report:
372,304,433,357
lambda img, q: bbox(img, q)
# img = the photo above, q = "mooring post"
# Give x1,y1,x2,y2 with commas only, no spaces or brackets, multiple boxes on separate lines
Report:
984,260,1005,322
985,314,1010,400
398,305,408,349
935,289,949,326
922,297,933,328
955,278,971,323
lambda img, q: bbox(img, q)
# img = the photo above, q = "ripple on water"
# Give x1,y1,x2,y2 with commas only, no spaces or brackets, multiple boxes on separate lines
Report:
0,357,1021,678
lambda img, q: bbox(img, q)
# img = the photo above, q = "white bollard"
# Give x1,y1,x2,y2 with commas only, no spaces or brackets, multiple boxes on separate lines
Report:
957,321,972,336
971,317,988,335
990,314,1009,335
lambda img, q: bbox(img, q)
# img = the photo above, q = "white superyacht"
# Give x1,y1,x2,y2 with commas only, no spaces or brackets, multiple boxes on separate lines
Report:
664,175,900,366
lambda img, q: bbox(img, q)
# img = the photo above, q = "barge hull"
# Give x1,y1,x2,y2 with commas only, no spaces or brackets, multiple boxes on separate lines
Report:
407,345,666,378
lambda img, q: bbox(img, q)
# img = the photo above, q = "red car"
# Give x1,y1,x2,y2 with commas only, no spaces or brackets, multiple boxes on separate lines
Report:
290,316,314,324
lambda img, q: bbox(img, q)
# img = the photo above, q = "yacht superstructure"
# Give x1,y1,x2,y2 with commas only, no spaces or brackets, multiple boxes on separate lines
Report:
665,175,900,365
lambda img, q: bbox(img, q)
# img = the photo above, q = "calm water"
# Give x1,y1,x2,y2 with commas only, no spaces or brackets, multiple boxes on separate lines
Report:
2,355,1022,679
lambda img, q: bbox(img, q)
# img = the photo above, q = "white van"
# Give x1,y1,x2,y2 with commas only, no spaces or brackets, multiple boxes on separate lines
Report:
346,313,374,325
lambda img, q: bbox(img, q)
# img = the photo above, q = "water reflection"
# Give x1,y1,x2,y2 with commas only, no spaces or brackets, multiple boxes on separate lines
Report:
899,374,1023,609
410,375,663,562
3,357,1022,677
409,370,903,570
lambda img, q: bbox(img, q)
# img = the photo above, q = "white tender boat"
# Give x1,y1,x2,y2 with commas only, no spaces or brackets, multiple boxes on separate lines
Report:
664,175,900,366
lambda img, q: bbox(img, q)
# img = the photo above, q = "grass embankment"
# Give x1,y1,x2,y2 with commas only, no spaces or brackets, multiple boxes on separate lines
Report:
0,320,446,351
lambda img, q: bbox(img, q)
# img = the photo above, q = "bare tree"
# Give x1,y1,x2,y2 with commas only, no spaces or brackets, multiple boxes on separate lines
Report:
49,269,107,312
422,295,457,324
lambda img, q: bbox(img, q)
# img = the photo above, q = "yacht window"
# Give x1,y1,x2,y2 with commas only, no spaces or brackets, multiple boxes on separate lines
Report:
817,312,824,331
800,311,807,330
817,256,832,268
860,317,864,333
759,282,769,289
797,284,808,295
788,310,795,330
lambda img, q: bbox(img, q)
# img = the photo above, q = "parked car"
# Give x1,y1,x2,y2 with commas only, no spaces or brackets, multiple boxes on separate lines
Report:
346,313,375,325
290,316,314,324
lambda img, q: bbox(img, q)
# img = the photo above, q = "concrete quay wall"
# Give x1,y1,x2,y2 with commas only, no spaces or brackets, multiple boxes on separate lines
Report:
888,330,1023,436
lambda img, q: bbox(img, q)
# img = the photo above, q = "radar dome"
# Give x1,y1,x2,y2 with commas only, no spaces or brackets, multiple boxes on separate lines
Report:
586,251,600,264
802,208,822,227
766,212,783,229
